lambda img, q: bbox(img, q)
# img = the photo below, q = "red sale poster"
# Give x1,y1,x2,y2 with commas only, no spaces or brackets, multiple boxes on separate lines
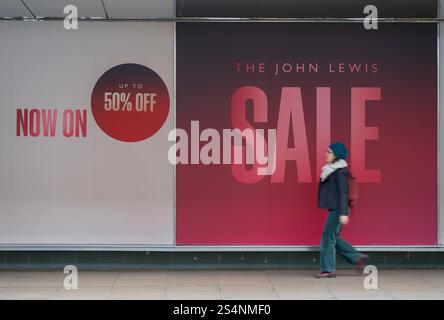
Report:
176,23,437,245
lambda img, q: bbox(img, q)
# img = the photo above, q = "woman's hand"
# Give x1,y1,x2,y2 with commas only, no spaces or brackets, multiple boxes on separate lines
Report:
339,215,350,225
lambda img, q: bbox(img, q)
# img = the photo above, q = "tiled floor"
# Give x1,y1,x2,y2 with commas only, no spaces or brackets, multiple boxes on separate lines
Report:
0,269,443,300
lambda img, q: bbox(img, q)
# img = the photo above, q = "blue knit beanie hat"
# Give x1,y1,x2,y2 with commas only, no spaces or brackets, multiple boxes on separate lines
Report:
329,142,348,160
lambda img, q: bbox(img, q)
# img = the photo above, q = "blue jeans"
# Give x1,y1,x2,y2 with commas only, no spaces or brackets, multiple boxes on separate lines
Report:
320,209,361,273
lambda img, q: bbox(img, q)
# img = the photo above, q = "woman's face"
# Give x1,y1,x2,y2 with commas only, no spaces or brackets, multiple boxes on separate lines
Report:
326,148,335,163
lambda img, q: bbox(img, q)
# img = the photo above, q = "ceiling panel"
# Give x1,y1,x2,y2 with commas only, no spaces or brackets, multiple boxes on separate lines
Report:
0,0,33,17
23,0,106,18
104,0,174,19
1,0,438,19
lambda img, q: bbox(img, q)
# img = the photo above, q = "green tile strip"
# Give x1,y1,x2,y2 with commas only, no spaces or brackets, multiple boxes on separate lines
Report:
0,251,442,270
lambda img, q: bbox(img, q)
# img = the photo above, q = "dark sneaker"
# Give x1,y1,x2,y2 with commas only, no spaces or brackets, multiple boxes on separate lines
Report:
315,272,336,278
356,254,370,273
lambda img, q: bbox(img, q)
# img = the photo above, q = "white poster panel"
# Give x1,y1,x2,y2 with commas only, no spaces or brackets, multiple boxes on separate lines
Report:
0,21,174,245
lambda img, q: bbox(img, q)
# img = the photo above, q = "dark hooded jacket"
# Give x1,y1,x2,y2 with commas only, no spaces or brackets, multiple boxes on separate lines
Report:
318,166,349,216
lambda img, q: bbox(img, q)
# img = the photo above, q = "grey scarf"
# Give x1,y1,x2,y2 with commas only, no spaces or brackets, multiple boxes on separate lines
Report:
320,159,348,182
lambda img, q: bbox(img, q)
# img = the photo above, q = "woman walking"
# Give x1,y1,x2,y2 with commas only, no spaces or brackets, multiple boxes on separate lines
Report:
316,142,368,278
